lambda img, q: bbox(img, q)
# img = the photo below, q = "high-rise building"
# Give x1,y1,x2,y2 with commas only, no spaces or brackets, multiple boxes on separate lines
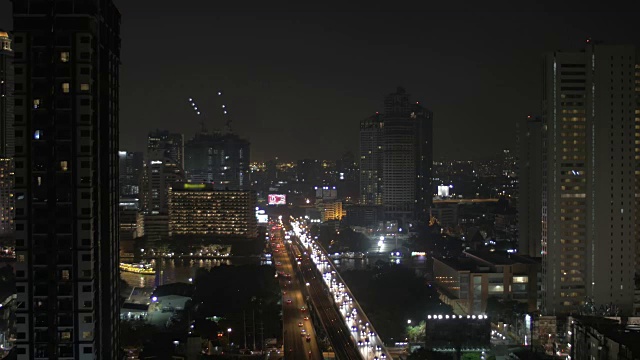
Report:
0,158,14,236
12,1,121,358
541,44,638,316
145,158,183,214
118,150,143,198
0,32,14,238
168,184,257,238
0,31,14,158
517,116,543,257
359,113,383,205
184,131,250,189
336,151,359,201
147,129,184,171
382,87,433,224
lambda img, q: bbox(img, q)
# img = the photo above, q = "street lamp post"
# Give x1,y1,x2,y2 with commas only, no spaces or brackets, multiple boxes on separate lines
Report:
227,328,232,347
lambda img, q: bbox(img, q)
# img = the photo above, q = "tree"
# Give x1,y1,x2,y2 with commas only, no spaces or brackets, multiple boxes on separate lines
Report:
407,348,452,360
407,321,426,343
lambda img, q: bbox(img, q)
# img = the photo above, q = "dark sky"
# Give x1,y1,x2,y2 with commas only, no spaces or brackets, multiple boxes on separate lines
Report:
0,7,638,161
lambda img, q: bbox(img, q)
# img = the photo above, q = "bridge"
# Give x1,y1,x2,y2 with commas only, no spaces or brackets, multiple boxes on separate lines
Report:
291,220,392,360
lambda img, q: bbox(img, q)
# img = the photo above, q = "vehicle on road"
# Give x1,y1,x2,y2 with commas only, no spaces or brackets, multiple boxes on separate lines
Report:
306,335,311,342
286,299,292,304
300,306,306,312
303,316,309,321
300,329,306,336
298,322,303,327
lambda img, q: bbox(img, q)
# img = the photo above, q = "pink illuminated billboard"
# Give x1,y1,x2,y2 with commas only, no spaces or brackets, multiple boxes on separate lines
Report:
268,194,286,205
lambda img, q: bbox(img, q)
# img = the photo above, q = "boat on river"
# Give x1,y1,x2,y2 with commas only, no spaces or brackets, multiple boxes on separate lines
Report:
120,262,156,275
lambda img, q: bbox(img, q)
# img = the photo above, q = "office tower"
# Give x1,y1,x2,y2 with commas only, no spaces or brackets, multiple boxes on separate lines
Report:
541,44,638,316
359,113,383,205
382,87,433,224
184,132,250,189
517,116,543,257
118,150,143,198
0,31,14,158
146,157,183,214
12,1,121,358
168,184,257,238
147,129,184,171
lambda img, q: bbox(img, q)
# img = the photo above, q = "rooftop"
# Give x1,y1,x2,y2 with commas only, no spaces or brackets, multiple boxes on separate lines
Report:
465,250,540,266
574,316,640,356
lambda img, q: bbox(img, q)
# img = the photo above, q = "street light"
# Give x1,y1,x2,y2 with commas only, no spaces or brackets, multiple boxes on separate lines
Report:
407,319,412,324
227,328,232,346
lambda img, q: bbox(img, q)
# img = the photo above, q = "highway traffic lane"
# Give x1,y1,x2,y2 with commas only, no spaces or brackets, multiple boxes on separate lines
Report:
275,243,321,360
294,250,362,360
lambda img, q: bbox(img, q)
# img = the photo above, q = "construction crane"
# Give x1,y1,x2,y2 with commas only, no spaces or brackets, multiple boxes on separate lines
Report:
187,97,207,133
217,90,233,133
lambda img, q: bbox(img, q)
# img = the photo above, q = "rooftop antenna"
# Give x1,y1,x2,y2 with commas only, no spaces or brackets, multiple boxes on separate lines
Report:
188,97,207,133
217,90,233,133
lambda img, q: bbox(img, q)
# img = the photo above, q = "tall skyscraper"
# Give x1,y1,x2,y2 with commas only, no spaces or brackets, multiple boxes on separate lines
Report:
145,158,183,214
541,44,638,315
0,31,15,237
359,113,383,205
118,150,143,199
147,129,184,171
12,1,121,358
517,116,543,257
0,31,14,158
0,158,14,237
184,131,250,190
382,87,433,224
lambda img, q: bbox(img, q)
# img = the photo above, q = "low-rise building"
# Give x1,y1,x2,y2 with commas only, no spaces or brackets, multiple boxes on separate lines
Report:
429,203,458,228
433,250,539,315
569,316,640,360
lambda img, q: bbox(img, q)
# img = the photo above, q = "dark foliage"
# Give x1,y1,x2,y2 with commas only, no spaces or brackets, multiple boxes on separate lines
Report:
192,264,281,346
341,265,452,342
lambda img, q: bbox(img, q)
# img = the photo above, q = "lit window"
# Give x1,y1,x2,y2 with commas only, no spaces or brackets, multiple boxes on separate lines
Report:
62,83,70,93
80,83,90,91
33,99,40,109
60,52,70,62
60,161,68,172
17,255,25,262
61,270,70,280
82,331,92,340
34,130,41,139
60,331,71,340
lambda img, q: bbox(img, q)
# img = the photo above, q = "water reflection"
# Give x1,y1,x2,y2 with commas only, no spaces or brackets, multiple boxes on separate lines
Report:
121,257,264,303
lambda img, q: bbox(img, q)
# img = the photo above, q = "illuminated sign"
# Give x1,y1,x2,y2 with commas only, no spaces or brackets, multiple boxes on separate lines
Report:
268,194,286,205
150,160,163,165
411,252,426,257
257,214,268,223
183,183,206,190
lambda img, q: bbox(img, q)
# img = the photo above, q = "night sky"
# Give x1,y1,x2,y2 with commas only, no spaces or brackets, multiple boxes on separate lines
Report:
0,8,638,161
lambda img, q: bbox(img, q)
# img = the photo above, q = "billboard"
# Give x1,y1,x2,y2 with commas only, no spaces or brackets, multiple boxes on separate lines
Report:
268,194,286,205
437,185,450,198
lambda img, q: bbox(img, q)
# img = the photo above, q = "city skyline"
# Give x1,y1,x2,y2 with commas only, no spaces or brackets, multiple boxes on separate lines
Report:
3,5,640,359
1,8,638,161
